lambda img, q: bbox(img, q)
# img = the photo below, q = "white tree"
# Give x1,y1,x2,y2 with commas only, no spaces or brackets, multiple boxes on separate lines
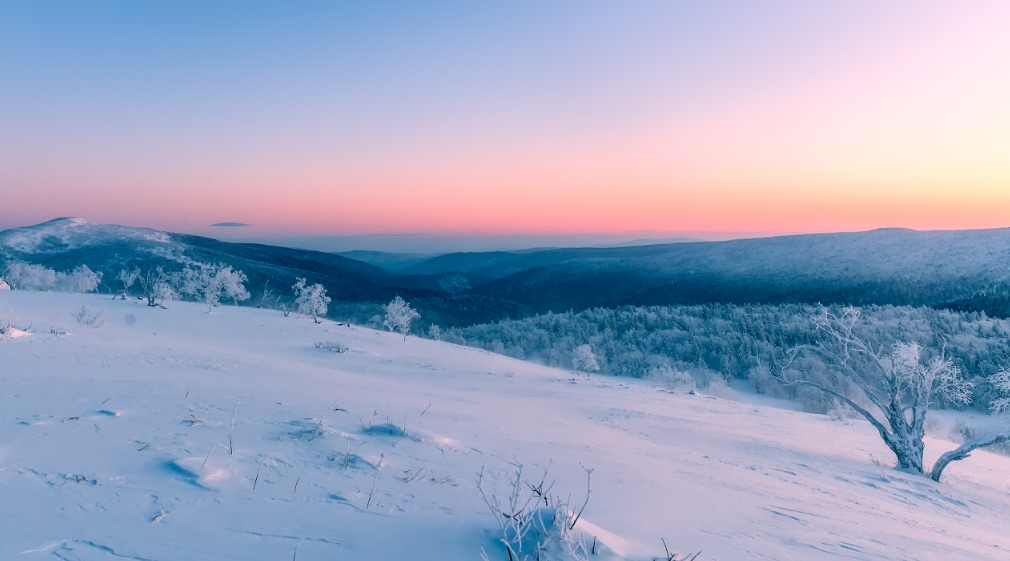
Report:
118,266,141,300
55,265,103,293
2,260,56,291
572,344,600,373
138,267,177,308
179,263,250,313
383,296,420,341
778,306,979,478
292,278,330,323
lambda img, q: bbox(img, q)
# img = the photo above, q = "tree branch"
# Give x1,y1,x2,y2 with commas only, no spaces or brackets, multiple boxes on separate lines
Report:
776,377,893,442
930,431,1010,482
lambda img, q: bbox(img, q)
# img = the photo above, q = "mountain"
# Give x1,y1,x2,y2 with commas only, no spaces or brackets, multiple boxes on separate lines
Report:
0,218,532,326
6,219,1010,324
462,228,1010,314
334,250,434,271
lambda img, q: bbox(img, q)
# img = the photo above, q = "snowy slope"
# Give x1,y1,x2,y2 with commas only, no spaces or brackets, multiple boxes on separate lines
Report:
2,291,1010,560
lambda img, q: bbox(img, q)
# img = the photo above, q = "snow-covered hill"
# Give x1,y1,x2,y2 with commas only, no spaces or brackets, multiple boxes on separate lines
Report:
1,291,1010,560
0,217,176,254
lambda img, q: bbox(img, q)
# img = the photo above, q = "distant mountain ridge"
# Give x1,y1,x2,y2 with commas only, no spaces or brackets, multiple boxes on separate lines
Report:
4,219,1010,323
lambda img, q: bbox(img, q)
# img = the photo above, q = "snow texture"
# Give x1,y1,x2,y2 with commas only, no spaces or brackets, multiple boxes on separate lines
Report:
1,291,1009,560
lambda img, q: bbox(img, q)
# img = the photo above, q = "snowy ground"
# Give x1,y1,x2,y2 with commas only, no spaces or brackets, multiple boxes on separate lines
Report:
2,292,1009,561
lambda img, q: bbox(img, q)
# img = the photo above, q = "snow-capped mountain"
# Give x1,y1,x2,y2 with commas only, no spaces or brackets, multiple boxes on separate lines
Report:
0,217,176,254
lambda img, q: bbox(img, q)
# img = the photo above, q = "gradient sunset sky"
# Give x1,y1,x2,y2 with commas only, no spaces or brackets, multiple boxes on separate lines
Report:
2,1,1010,239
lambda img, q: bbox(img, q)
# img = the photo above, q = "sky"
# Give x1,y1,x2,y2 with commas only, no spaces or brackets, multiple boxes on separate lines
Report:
2,1,1010,244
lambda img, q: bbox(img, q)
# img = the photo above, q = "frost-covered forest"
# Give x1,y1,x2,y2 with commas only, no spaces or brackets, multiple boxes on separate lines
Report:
439,304,1010,413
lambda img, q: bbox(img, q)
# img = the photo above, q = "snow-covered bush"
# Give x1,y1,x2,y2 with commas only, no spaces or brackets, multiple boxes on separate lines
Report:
2,260,56,291
652,365,696,393
72,306,104,328
477,460,595,561
292,278,330,323
55,265,102,293
179,263,250,312
1,261,101,293
571,344,600,373
314,340,348,353
429,324,442,341
383,296,420,341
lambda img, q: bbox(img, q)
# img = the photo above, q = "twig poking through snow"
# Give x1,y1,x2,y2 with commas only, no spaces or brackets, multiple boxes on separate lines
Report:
420,398,433,416
404,467,423,483
570,463,594,530
293,476,300,494
201,444,221,470
309,398,342,441
229,400,239,455
253,462,262,490
367,456,383,508
292,538,304,561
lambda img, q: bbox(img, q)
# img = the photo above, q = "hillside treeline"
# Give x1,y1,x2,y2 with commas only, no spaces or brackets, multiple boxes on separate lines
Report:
440,304,1010,413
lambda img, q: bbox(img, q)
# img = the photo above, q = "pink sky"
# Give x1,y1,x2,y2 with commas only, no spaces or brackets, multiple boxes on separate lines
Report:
2,2,1009,239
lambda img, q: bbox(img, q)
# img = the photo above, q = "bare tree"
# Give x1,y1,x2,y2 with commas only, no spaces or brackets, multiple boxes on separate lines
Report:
778,306,982,478
138,267,176,308
118,266,141,300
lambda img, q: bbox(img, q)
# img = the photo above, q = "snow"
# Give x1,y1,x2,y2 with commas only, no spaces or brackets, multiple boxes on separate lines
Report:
2,291,1010,560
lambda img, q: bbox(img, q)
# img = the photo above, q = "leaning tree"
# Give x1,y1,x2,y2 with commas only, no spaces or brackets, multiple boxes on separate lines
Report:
778,306,1010,481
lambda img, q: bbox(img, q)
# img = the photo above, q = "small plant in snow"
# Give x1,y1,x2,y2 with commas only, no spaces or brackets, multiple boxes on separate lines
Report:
292,278,330,323
72,306,105,328
383,296,420,341
571,344,599,373
315,341,349,353
477,459,595,561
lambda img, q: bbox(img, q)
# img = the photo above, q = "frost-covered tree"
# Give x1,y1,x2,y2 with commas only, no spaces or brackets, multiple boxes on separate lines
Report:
292,278,330,323
138,267,177,308
180,263,250,312
572,344,600,372
55,265,102,293
2,260,56,291
118,266,141,300
779,306,978,478
383,296,420,341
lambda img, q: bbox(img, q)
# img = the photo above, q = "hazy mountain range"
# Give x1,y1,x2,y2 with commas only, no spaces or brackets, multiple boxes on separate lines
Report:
3,218,1010,325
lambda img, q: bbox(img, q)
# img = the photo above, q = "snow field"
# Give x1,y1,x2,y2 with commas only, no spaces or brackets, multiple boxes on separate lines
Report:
1,291,1009,560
